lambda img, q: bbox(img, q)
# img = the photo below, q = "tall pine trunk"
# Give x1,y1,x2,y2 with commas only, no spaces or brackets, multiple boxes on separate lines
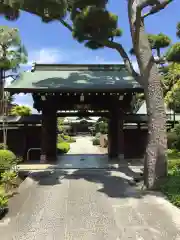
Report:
131,20,168,189
143,65,168,189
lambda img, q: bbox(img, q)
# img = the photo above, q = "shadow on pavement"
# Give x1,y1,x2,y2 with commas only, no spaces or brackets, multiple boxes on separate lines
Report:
27,164,146,199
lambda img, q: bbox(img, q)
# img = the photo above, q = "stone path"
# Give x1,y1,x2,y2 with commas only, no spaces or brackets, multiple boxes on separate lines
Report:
68,136,101,154
0,136,180,239
56,136,111,169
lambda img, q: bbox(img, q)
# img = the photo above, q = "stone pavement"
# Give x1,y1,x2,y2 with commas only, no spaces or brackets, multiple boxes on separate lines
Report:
0,136,180,240
0,169,180,240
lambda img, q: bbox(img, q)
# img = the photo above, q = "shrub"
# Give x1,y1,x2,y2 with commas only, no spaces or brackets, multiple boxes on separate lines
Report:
95,122,108,134
0,150,16,173
167,131,178,149
161,159,180,208
1,171,18,192
58,134,76,143
67,137,76,143
167,123,180,151
57,134,64,143
167,149,180,159
92,138,100,145
10,105,32,116
161,176,180,207
1,171,17,184
168,160,180,171
0,194,8,208
57,142,70,154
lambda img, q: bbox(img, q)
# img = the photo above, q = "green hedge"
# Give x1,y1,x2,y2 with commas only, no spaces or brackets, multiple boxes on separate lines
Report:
0,194,8,208
57,142,70,154
0,150,17,173
160,154,180,208
161,162,180,208
57,134,76,143
92,138,100,145
167,149,180,160
167,123,180,151
63,135,76,143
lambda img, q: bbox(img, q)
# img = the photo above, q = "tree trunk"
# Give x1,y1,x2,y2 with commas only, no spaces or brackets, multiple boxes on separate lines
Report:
143,66,168,189
132,20,168,189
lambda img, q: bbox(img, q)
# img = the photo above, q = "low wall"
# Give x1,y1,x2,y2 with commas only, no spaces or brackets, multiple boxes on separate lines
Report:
0,126,41,161
124,128,147,158
100,128,148,159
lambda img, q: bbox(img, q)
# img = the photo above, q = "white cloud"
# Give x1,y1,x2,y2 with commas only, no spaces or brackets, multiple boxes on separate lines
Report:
27,48,68,66
5,77,13,87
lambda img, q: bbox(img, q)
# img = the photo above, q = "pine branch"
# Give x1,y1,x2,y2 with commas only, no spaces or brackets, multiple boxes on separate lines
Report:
58,18,141,85
59,19,73,31
4,74,17,80
102,40,141,83
142,0,173,19
130,0,173,67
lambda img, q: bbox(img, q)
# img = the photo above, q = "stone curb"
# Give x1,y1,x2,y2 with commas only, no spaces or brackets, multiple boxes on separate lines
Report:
18,176,36,192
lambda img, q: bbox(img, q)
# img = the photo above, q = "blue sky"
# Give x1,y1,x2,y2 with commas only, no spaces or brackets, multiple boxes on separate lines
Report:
1,0,179,110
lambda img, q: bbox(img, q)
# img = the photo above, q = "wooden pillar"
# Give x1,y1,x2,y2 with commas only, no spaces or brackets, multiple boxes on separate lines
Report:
108,108,124,161
119,114,124,161
41,107,57,163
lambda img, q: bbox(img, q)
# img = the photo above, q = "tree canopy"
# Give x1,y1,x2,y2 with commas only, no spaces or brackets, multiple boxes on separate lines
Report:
10,105,32,116
0,25,28,78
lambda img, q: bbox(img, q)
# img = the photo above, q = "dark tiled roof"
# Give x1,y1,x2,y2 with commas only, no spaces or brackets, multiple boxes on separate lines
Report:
5,64,143,93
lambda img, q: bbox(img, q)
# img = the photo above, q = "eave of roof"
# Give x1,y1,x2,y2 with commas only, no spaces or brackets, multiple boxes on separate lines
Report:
5,63,143,94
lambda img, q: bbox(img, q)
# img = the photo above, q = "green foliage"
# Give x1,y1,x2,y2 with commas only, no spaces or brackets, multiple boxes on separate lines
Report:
163,63,180,86
164,63,180,112
1,170,18,192
161,158,180,208
0,194,8,208
57,134,76,143
167,123,180,151
92,138,100,145
148,33,171,50
130,33,171,56
165,81,180,112
97,117,108,123
177,22,180,39
1,170,17,183
168,159,180,170
0,26,27,71
71,1,122,49
63,134,76,142
167,131,178,149
0,0,67,22
57,142,70,153
95,121,108,134
57,134,64,143
166,43,180,62
167,149,180,159
0,150,16,172
10,105,32,116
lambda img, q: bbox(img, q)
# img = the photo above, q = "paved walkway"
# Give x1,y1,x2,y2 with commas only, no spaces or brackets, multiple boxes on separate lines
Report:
68,136,102,154
56,136,111,169
0,136,180,239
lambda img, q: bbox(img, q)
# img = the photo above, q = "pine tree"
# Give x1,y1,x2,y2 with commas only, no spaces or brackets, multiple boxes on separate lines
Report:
0,25,28,115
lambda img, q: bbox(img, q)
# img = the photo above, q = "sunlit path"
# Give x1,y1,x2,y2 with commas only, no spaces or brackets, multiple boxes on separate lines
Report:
0,169,180,240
